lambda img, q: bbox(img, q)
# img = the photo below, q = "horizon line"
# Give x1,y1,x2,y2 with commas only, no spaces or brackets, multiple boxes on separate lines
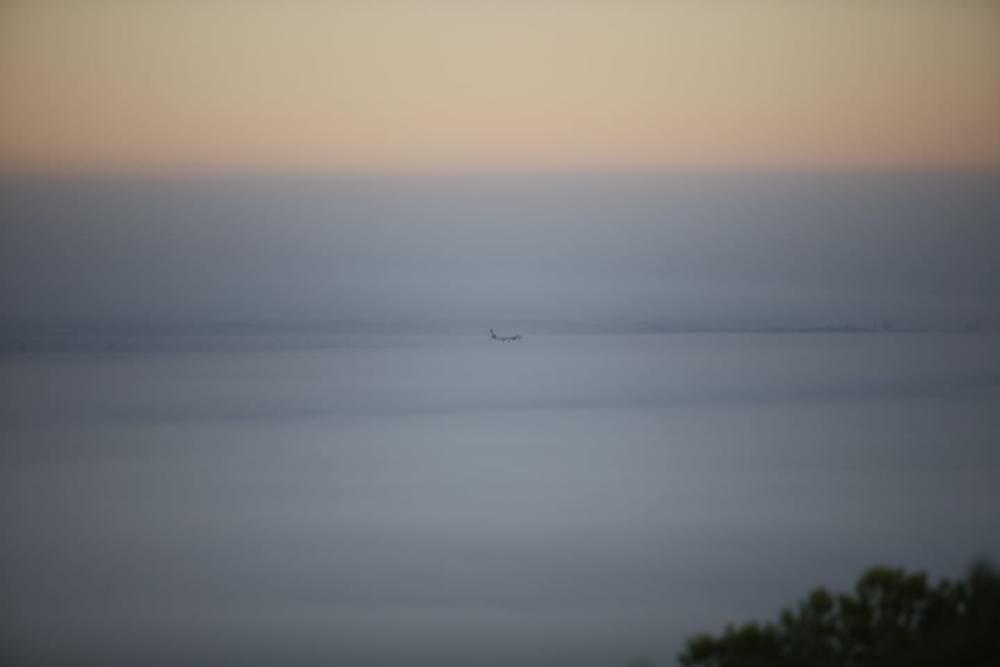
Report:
3,162,1000,183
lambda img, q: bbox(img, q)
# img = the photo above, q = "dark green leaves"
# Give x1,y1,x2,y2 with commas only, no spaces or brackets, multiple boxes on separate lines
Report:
678,562,1000,667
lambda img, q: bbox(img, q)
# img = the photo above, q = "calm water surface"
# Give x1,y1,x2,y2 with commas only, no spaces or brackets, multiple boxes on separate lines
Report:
2,333,999,666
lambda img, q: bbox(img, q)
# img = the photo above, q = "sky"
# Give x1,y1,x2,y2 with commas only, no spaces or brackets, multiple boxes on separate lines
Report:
2,0,999,173
1,2,999,329
2,172,999,330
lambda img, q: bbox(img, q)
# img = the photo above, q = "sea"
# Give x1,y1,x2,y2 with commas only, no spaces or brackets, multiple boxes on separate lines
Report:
2,331,998,666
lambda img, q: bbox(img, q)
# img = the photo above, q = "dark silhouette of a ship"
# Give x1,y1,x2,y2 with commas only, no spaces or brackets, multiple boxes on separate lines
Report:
490,328,522,342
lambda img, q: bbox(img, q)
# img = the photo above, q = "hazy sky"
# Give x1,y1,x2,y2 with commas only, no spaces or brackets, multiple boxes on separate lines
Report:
2,0,999,172
2,172,999,329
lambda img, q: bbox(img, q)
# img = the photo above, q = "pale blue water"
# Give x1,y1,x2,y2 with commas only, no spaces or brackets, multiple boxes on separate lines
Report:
2,333,999,666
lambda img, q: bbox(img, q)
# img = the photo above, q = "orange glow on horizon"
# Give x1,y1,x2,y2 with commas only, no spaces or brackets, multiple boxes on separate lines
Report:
2,1,999,174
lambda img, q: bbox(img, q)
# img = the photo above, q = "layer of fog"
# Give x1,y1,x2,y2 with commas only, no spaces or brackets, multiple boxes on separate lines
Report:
2,171,998,331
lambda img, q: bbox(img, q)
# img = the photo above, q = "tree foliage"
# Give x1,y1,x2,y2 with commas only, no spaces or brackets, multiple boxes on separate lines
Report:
678,561,1000,667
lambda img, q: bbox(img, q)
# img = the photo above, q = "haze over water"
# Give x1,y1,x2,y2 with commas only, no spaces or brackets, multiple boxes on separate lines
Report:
3,171,999,331
2,172,1000,666
2,330,999,667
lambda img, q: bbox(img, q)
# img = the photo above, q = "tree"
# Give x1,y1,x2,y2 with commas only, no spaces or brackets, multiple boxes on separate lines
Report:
678,561,1000,667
